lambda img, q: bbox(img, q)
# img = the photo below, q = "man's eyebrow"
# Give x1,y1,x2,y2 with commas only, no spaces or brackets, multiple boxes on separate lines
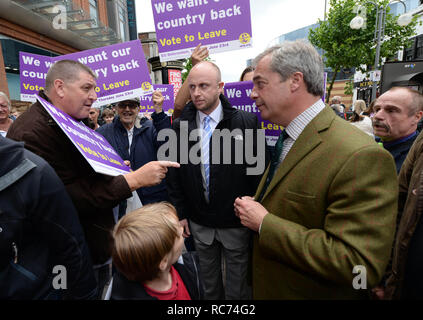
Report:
381,104,402,110
253,75,263,81
387,105,402,112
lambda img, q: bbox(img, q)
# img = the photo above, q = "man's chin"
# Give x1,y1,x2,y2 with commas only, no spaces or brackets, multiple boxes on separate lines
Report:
259,110,271,121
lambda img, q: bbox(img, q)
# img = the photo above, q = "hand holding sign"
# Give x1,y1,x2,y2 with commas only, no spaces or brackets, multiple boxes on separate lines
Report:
124,160,180,190
191,44,209,66
152,90,165,113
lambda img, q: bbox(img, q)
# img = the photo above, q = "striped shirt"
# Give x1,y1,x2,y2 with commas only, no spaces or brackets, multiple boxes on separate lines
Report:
278,99,326,167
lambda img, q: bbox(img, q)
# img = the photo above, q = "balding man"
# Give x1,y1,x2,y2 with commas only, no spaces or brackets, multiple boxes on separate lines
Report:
167,61,266,300
7,60,179,297
372,87,423,173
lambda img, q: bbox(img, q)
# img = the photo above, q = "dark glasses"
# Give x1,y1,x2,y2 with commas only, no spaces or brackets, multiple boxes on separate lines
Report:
117,103,138,110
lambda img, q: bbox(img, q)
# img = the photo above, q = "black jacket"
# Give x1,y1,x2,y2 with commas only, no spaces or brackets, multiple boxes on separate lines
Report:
97,112,170,205
167,94,267,228
111,252,204,300
0,136,97,299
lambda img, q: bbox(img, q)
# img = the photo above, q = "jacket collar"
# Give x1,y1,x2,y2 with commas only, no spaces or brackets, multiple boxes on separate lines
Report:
256,106,334,201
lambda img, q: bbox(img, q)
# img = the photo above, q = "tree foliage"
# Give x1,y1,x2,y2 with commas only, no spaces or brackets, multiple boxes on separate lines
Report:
309,0,418,102
181,56,212,83
181,57,193,83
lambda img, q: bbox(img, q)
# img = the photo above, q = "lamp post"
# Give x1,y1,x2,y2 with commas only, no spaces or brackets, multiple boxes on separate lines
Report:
350,0,412,101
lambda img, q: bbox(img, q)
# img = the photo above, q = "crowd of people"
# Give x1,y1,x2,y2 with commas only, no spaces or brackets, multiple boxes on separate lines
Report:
1,39,423,300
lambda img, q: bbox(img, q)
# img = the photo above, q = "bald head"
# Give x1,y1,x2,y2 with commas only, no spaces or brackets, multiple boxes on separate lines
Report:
188,61,224,114
372,86,423,141
189,61,222,83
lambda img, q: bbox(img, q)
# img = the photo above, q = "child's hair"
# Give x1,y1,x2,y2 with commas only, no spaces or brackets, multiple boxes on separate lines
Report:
101,108,115,119
112,202,180,283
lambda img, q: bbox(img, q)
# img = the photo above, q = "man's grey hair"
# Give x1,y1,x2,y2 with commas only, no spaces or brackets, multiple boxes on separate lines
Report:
0,91,11,110
253,40,325,97
388,87,423,116
331,96,342,105
45,59,97,93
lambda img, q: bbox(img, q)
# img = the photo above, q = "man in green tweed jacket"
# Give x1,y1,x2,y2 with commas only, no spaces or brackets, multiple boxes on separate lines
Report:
234,40,398,300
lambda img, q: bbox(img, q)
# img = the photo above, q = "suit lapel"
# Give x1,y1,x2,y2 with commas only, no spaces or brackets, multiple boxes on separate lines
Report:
186,112,206,193
258,106,334,202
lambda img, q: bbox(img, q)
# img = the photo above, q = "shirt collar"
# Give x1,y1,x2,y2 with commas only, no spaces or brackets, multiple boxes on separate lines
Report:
285,99,326,140
126,126,134,135
198,101,223,125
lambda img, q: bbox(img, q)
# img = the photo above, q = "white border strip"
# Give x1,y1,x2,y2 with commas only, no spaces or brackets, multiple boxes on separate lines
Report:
20,94,36,102
159,39,253,62
93,87,153,108
88,159,130,176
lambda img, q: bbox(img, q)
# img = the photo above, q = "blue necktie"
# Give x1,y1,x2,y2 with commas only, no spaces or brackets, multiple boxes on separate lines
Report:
257,129,289,202
202,116,212,196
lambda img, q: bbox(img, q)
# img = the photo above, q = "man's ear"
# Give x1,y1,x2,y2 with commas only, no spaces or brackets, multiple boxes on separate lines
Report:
54,79,65,98
290,72,303,92
414,110,423,124
218,81,224,94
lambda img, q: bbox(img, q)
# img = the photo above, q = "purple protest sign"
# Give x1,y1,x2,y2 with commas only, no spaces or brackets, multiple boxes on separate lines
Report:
19,52,53,102
139,84,175,116
224,81,282,146
36,94,130,176
151,0,252,62
52,40,153,107
322,72,327,103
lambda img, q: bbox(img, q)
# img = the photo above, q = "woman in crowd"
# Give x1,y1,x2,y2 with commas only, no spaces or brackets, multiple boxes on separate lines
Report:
349,99,374,137
0,92,13,137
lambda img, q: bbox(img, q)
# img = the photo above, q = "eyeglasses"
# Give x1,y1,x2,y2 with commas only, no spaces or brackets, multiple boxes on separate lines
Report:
117,103,138,110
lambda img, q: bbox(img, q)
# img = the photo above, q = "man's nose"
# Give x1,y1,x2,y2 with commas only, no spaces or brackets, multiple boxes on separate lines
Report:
250,87,258,100
193,87,202,97
374,109,384,119
89,89,97,101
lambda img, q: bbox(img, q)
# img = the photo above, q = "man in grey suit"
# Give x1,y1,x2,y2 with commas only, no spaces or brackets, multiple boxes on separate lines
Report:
167,61,266,299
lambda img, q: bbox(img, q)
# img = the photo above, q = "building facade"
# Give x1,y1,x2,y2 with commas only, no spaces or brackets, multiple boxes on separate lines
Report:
0,0,134,100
